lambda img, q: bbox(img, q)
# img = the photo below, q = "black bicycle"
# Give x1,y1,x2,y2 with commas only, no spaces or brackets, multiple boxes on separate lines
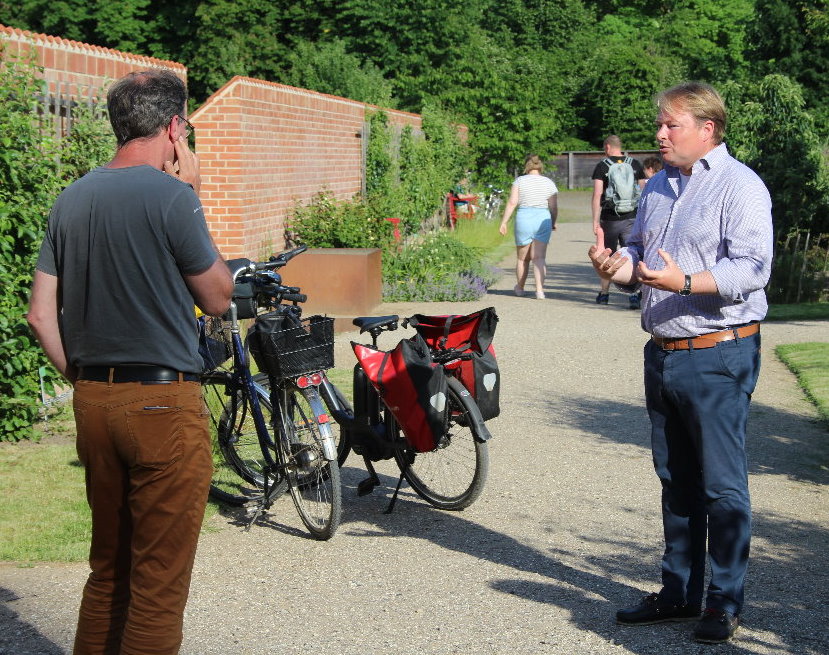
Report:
199,246,342,540
319,315,491,512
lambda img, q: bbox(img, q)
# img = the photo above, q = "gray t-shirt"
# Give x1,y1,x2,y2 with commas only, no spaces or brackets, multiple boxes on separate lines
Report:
36,165,217,373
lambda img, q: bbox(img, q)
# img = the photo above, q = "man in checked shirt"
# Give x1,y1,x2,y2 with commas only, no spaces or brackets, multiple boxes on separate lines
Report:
588,82,773,644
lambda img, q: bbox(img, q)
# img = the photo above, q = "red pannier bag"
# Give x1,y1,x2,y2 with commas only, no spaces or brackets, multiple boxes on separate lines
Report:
351,333,448,453
406,307,500,421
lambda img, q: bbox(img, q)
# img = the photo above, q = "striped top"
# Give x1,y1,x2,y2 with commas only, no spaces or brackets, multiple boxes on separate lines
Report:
618,143,773,338
513,174,558,208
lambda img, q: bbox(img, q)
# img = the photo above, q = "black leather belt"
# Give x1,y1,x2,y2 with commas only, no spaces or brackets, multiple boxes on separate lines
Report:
78,366,200,383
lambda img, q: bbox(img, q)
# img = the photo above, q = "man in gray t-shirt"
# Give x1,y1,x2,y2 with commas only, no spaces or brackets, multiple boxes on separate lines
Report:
27,70,232,655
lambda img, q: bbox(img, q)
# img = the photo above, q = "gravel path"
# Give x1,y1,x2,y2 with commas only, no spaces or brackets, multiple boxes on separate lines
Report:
2,221,828,655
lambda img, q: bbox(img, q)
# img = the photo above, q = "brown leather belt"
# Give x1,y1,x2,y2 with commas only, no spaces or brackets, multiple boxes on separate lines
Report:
652,323,760,351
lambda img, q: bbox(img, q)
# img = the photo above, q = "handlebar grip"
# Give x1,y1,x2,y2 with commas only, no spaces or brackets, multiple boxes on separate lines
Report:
258,245,308,270
282,292,307,303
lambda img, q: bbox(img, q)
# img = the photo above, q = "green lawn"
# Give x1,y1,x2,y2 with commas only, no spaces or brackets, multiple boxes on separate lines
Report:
767,302,829,322
0,405,219,563
776,342,829,426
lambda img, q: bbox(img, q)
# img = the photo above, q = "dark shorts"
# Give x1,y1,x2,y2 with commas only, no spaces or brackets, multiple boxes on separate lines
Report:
600,217,635,252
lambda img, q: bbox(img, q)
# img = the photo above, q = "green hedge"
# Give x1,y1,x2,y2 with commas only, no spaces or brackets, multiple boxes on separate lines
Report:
0,51,114,441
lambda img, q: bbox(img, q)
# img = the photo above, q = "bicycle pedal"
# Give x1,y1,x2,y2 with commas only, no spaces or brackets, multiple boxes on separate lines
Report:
357,476,379,496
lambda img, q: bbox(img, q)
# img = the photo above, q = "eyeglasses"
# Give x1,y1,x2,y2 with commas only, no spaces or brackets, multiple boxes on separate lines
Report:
178,115,195,139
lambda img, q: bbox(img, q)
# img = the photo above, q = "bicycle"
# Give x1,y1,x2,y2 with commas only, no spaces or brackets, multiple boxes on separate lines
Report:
482,184,504,221
319,315,492,512
199,246,342,540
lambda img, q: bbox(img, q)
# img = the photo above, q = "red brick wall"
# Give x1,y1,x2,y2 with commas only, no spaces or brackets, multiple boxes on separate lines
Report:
2,25,428,261
191,76,422,258
0,24,186,98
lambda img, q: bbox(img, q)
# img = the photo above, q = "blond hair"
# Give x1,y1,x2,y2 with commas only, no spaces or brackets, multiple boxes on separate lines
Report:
656,82,726,144
523,154,544,174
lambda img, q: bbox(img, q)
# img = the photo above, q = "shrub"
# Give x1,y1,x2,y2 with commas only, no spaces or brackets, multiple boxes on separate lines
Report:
0,51,113,441
0,52,62,441
289,191,397,250
382,232,497,302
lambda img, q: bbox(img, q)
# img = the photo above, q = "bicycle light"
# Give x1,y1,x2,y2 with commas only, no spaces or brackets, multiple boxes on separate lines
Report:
296,373,324,388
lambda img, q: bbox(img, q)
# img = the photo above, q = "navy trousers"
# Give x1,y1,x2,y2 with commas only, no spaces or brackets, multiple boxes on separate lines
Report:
644,332,761,616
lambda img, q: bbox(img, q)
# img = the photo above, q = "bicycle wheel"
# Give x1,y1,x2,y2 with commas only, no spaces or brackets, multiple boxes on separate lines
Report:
277,385,342,540
320,378,354,467
392,376,489,510
203,373,285,505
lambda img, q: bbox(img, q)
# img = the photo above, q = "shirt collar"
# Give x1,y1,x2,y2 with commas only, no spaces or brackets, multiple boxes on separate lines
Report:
664,142,729,177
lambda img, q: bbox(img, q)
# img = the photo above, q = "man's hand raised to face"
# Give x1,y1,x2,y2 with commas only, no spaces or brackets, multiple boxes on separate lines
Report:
163,136,201,195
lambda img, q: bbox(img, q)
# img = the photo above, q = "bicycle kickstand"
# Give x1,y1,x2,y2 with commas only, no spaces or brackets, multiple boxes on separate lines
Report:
384,471,406,514
243,466,278,531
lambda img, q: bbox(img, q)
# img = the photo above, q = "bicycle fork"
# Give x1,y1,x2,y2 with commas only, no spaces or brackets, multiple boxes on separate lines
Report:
292,382,338,462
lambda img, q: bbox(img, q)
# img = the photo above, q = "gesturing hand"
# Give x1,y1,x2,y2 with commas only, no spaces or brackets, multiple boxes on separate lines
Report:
637,249,685,292
588,225,625,279
163,136,201,195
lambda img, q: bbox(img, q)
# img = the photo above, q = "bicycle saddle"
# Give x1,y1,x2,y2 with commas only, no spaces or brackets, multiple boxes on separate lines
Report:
353,315,399,333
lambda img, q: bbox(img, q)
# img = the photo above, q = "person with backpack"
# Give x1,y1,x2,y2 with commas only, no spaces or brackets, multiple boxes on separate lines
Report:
590,135,647,309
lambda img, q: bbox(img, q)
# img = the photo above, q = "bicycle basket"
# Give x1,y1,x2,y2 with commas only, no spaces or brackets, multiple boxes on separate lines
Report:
249,313,334,379
198,316,232,372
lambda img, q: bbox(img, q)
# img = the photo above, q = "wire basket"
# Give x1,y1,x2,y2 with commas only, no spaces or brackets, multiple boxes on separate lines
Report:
249,314,334,379
198,316,232,372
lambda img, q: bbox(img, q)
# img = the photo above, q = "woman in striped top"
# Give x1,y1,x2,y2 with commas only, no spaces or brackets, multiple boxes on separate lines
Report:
499,154,558,299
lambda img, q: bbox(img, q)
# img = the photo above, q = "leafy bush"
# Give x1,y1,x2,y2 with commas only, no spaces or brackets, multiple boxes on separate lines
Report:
289,191,397,250
723,74,829,303
0,51,113,441
0,52,62,441
365,106,469,234
382,232,497,302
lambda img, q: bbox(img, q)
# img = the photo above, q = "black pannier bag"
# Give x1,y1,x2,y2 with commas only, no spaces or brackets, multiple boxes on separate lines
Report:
249,312,334,379
406,307,500,421
352,334,448,453
198,316,232,372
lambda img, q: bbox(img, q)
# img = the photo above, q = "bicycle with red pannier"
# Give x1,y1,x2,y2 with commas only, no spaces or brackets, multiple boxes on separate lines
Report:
321,308,499,512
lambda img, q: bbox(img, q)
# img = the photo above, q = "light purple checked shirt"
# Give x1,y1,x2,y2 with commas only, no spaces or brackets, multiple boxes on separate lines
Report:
618,143,773,339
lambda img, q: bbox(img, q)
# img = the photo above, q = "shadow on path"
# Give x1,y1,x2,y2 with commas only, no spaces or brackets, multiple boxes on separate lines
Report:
540,394,829,485
0,587,64,654
331,470,829,655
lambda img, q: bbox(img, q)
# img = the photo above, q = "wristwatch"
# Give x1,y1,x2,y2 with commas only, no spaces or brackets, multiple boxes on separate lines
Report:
678,274,692,296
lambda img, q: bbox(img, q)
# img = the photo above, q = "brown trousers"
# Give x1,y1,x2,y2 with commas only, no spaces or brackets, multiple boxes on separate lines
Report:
72,380,211,655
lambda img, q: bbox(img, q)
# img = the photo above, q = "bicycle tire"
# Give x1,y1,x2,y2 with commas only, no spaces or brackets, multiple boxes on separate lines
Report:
320,378,354,467
277,386,342,540
392,376,489,510
203,373,286,505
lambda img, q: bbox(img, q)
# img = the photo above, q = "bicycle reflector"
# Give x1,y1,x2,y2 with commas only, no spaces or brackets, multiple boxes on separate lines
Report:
296,373,324,388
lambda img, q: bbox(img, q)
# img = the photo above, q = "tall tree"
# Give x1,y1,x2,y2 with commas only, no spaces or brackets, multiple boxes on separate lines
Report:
746,0,829,135
280,38,394,106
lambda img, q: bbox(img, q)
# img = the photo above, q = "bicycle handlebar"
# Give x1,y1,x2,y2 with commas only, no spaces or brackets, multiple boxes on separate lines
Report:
258,244,308,270
227,246,309,283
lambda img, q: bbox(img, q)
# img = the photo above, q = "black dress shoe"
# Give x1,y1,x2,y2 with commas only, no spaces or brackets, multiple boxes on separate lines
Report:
693,609,739,643
616,593,702,625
